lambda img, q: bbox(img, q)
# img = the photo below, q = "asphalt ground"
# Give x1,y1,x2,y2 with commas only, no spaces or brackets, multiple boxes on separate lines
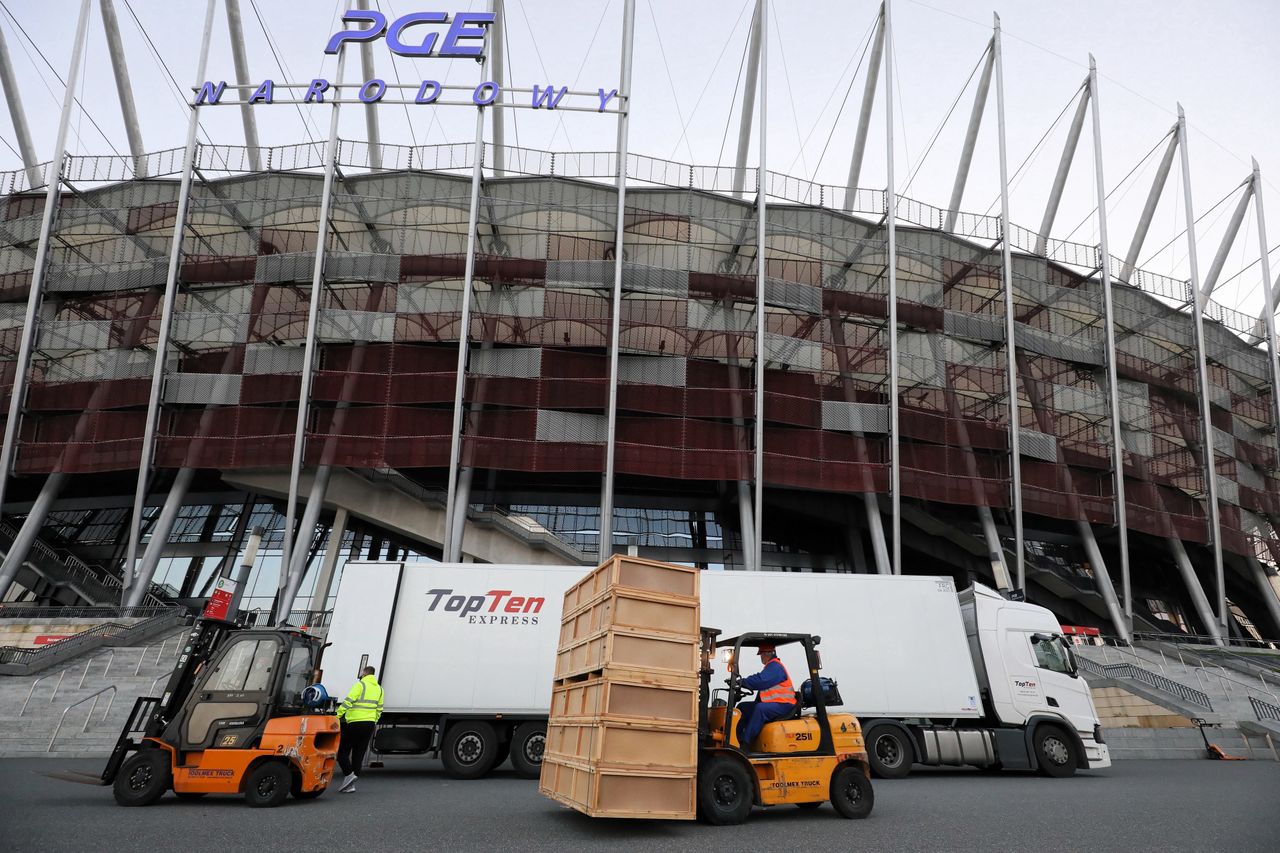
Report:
1,757,1275,852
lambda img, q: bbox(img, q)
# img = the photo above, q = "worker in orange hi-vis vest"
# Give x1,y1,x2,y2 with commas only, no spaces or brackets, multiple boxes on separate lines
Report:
735,643,797,748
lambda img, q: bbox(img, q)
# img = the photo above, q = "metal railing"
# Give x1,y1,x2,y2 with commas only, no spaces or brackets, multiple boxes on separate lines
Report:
76,649,114,688
1132,630,1280,651
48,685,116,752
133,635,182,675
0,605,173,620
150,667,176,695
1249,696,1280,723
0,609,187,674
1078,655,1214,710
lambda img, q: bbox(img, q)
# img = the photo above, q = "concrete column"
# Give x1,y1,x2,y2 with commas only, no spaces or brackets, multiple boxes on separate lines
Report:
0,472,67,596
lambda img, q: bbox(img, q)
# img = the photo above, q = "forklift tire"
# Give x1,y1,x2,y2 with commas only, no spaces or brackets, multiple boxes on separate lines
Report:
697,757,754,826
441,721,499,780
866,725,913,779
830,765,874,819
509,722,547,779
1033,725,1077,778
795,801,823,810
243,760,292,808
113,750,171,807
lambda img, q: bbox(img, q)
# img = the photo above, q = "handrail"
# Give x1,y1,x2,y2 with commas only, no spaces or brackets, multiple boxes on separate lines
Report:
19,668,69,715
0,609,186,673
150,667,176,695
48,685,117,752
76,649,114,688
1195,667,1279,703
133,635,179,676
1078,655,1214,710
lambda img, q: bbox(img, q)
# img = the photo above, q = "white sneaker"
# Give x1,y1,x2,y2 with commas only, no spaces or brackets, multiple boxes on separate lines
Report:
339,773,358,792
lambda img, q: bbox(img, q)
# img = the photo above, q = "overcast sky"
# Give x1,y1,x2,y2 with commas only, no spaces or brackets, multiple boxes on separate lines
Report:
1,0,1277,317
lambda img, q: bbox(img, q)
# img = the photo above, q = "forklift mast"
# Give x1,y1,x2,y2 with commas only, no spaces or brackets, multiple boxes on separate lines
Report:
146,618,241,739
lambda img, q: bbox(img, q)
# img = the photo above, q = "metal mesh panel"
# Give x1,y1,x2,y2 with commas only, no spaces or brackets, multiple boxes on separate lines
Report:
821,401,889,433
470,347,543,378
163,373,242,405
535,410,607,443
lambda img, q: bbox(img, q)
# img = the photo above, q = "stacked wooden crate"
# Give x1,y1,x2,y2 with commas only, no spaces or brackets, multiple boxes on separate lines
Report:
539,556,701,820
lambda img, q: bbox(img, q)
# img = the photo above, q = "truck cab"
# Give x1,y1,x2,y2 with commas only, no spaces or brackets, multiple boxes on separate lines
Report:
959,585,1110,772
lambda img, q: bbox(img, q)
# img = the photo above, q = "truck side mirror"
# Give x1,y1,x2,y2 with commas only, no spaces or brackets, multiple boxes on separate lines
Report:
1030,632,1053,644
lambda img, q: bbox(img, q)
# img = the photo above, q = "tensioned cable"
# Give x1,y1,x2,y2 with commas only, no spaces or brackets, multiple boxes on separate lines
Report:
1137,183,1242,272
644,0,695,163
715,22,752,169
247,0,322,146
899,44,987,197
980,86,1081,217
770,3,809,176
370,0,419,151
1061,132,1169,243
668,0,752,163
550,0,613,154
0,134,20,160
807,16,878,180
0,2,120,156
889,27,913,188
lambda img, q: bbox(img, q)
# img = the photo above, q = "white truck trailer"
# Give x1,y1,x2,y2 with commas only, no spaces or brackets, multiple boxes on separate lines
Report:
323,562,1109,780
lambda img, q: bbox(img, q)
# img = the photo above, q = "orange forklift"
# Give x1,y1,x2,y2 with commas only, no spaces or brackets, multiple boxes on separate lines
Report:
96,617,340,807
698,630,874,824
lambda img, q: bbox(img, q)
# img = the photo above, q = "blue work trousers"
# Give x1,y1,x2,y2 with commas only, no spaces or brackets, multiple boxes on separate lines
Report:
737,701,796,748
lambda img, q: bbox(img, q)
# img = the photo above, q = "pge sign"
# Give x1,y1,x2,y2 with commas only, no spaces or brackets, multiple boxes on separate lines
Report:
324,9,495,58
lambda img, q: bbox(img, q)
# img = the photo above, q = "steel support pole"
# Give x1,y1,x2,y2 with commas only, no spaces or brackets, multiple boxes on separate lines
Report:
310,505,348,614
752,0,767,572
1200,180,1254,300
227,525,264,619
490,0,506,176
1034,84,1090,257
127,466,193,606
1167,536,1223,643
1176,104,1227,638
280,46,348,592
1119,127,1178,283
122,0,217,603
279,465,331,622
731,2,762,198
1253,160,1280,518
0,472,65,598
884,0,900,574
0,0,92,581
1088,56,1131,630
354,0,382,170
99,0,147,177
994,14,1023,591
224,0,263,172
844,3,885,208
1245,554,1280,636
599,0,636,559
944,40,994,234
0,24,41,189
1077,518,1130,640
442,37,492,563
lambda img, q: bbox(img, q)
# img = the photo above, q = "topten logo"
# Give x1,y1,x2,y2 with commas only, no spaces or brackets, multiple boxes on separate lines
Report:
426,588,544,626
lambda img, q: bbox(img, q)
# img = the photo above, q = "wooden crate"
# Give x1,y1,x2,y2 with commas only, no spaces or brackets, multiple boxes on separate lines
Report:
540,756,696,820
558,587,699,648
554,626,699,681
551,673,698,725
561,556,700,615
547,718,697,769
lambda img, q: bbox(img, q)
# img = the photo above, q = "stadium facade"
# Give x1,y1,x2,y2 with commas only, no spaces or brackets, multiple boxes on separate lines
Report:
1,0,1279,647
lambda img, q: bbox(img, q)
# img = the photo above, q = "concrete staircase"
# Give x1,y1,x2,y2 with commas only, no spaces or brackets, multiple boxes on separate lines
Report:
1078,641,1280,761
0,627,187,758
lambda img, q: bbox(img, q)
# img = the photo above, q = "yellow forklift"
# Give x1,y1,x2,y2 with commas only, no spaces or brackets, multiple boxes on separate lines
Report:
88,617,340,807
698,630,874,824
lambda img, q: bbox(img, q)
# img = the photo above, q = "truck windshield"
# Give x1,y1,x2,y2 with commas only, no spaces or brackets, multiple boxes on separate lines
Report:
1032,636,1073,675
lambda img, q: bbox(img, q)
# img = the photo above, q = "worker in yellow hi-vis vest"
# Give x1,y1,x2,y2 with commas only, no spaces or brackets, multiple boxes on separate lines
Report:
336,665,384,793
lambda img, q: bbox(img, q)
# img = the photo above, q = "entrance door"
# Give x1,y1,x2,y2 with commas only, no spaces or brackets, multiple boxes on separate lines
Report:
179,635,283,750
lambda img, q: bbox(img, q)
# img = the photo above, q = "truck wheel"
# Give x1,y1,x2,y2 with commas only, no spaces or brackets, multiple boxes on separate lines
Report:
830,765,874,819
113,750,171,807
442,721,499,779
243,760,292,807
509,722,547,779
866,726,912,779
1034,725,1077,778
697,756,754,825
